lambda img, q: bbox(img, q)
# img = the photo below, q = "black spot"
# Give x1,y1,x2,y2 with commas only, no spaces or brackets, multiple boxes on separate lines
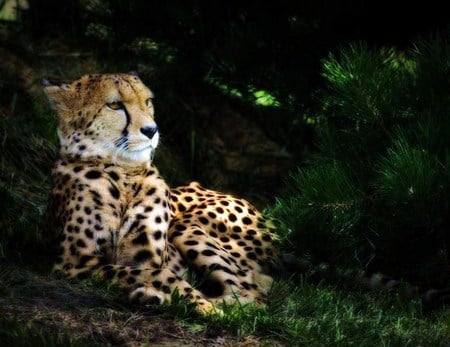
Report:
144,206,153,212
84,206,92,215
79,145,86,151
151,269,162,276
218,223,227,232
153,230,163,240
220,237,230,243
154,216,162,223
168,277,176,283
185,196,193,202
146,187,156,195
230,234,240,240
216,207,224,214
184,240,199,246
73,166,83,173
231,252,241,258
233,226,242,233
175,224,186,231
247,252,257,260
253,239,262,246
220,200,229,206
132,232,149,245
109,185,120,199
85,170,102,179
162,285,171,294
242,282,251,290
225,279,237,286
76,239,87,248
178,204,186,212
186,249,198,260
107,171,120,181
134,250,152,263
202,249,216,257
152,280,162,289
242,217,252,225
262,234,272,242
205,242,219,250
221,267,233,275
208,211,216,218
131,269,141,276
70,244,77,255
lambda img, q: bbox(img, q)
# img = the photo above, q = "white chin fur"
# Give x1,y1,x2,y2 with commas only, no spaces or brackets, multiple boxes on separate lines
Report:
120,133,159,164
120,147,155,163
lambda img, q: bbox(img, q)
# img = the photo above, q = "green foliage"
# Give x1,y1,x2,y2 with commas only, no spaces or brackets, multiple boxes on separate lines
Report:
272,163,364,264
273,37,450,286
376,135,443,219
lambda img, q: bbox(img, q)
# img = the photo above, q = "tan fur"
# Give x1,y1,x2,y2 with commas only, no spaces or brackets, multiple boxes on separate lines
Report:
45,73,277,314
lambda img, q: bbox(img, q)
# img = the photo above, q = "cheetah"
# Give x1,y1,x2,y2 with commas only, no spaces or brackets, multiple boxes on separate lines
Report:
44,72,277,314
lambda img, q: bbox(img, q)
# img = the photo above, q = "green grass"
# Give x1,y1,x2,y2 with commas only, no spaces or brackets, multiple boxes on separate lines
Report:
76,270,450,346
3,266,450,346
0,318,90,347
204,280,450,346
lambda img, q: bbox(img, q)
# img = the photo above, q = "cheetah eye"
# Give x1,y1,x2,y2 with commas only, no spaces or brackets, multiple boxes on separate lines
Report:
106,101,123,111
146,98,153,108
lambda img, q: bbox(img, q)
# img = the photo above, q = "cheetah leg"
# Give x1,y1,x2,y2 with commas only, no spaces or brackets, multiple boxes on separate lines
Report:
169,221,270,305
54,243,215,315
98,264,215,314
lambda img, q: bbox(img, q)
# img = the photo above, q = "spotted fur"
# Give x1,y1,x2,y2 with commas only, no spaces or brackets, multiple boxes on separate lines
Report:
45,73,277,314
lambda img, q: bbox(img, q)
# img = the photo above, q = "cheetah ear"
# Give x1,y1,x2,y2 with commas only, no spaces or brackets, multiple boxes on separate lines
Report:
42,79,73,112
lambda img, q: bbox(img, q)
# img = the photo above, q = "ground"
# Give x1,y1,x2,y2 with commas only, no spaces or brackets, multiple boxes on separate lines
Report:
0,266,281,346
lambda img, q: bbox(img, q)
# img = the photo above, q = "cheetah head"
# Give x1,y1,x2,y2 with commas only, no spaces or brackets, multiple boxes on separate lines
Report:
43,73,159,165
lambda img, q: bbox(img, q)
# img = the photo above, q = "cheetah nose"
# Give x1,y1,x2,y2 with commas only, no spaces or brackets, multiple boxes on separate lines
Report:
140,126,158,139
